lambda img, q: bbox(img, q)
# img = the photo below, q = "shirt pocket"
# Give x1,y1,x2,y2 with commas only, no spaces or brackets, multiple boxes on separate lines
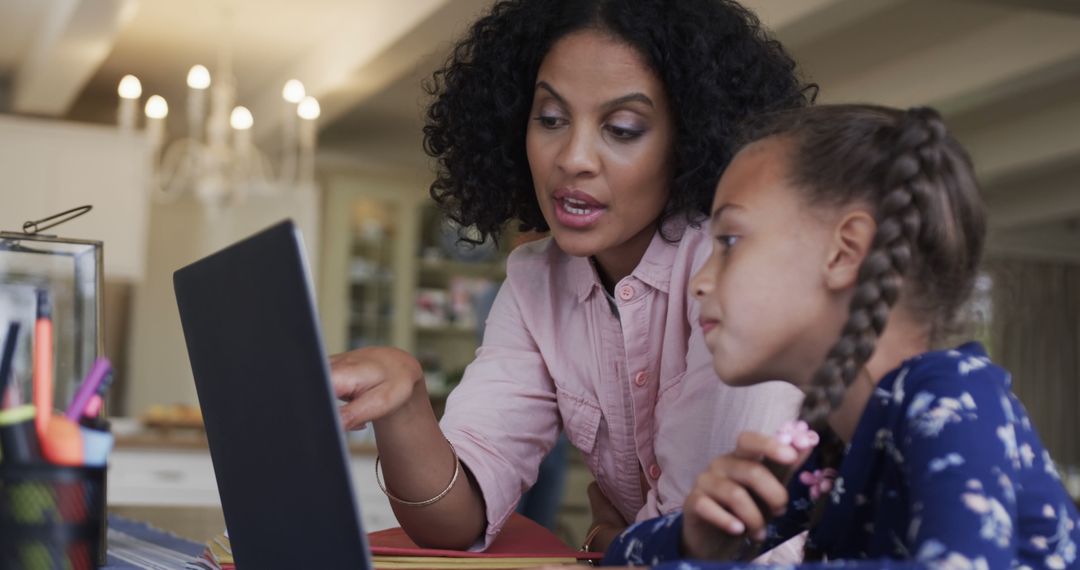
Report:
555,387,602,458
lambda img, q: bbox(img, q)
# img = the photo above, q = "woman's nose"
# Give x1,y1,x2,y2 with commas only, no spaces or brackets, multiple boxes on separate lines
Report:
555,126,599,176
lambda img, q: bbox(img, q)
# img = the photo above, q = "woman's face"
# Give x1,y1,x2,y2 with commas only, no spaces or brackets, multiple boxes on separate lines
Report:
526,30,675,263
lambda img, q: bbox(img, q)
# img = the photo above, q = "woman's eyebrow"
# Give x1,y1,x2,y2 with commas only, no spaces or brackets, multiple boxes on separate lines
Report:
535,81,654,111
601,93,654,111
535,81,565,104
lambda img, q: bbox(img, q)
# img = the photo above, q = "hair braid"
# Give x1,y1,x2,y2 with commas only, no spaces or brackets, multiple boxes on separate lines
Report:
799,107,947,434
737,104,986,561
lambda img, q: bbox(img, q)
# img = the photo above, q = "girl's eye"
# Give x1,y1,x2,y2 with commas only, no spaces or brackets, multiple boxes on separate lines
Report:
534,115,566,129
606,123,644,140
716,235,740,252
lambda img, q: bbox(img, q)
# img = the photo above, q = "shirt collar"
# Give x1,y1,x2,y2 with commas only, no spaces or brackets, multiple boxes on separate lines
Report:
568,216,690,303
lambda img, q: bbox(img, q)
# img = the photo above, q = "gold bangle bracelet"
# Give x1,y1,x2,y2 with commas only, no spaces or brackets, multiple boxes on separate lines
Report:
375,438,460,507
580,523,606,552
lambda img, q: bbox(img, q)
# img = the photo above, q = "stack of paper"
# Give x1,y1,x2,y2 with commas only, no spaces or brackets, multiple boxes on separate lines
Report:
191,513,602,569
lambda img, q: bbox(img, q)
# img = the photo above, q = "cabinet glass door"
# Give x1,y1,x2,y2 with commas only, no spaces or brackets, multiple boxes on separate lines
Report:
347,198,399,349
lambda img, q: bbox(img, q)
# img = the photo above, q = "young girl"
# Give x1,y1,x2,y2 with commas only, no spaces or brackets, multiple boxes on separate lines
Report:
329,0,811,552
602,104,1080,568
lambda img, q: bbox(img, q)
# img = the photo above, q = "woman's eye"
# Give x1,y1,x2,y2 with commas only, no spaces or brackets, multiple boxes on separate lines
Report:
606,124,644,140
534,115,566,129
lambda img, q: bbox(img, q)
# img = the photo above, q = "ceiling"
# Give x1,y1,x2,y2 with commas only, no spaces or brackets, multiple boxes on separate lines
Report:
0,0,1078,258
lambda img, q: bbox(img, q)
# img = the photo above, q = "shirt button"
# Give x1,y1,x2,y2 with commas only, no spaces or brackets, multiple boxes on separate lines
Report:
634,372,648,387
648,463,662,479
618,285,635,301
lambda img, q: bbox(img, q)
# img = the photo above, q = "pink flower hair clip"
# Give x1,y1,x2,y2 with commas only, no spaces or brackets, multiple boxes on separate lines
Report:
774,420,820,451
799,468,839,500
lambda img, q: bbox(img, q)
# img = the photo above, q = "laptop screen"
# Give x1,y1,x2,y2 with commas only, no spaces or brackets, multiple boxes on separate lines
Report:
175,220,372,569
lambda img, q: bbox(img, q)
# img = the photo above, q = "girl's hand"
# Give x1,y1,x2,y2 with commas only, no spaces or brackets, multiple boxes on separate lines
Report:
681,431,804,560
329,347,425,430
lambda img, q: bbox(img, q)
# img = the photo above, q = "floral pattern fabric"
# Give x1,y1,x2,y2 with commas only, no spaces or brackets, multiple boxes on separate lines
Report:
603,342,1080,570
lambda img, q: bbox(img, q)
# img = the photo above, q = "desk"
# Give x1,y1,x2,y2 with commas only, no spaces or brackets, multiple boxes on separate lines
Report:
108,426,598,547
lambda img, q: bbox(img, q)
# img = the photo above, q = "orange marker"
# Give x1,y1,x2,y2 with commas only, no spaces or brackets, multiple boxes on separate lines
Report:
33,289,53,438
41,414,83,466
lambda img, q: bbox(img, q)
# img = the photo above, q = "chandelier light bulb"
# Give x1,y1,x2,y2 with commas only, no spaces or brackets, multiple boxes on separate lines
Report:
187,65,211,89
230,106,254,130
118,75,142,99
297,96,320,120
145,95,169,119
282,79,306,103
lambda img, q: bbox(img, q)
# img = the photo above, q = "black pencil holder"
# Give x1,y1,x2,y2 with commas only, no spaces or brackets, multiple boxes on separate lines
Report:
0,464,106,570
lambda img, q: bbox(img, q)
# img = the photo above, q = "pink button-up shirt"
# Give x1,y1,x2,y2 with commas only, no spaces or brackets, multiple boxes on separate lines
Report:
439,221,803,548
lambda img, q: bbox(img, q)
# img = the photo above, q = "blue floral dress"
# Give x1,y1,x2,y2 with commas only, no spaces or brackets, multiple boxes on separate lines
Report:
604,342,1080,569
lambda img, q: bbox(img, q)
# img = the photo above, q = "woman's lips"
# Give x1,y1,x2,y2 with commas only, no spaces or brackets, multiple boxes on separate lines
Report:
552,189,606,229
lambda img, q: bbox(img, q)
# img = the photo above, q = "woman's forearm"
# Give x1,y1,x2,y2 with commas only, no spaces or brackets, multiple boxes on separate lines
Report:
373,381,487,549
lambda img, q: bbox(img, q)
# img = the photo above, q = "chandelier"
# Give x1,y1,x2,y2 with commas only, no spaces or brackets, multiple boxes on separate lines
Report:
115,55,321,210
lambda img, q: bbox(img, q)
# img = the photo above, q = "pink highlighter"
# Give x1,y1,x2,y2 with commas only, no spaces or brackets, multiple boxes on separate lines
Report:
65,358,112,420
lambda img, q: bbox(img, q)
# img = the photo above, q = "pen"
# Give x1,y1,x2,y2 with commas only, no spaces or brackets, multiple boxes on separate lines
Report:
33,290,53,438
65,357,111,420
0,321,20,406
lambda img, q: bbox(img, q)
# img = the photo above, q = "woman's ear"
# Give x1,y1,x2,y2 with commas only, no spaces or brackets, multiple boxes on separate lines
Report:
823,210,876,291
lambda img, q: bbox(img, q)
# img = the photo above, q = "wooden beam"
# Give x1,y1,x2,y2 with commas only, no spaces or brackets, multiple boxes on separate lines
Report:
958,95,1080,184
821,11,1080,109
984,161,1080,230
13,0,136,116
938,55,1080,119
247,0,468,145
970,0,1080,18
769,0,905,48
988,223,1080,264
0,75,10,113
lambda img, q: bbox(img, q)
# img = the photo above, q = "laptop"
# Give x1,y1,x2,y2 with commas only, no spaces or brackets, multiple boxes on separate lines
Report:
174,220,373,569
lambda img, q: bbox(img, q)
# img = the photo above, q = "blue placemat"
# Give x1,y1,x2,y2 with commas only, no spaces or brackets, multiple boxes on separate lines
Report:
104,515,205,569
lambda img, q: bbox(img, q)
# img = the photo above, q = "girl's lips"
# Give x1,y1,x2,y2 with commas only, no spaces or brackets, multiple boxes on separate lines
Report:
699,318,718,334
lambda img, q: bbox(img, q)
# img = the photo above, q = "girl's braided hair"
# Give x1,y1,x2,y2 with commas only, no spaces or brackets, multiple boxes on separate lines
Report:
742,104,987,559
741,104,987,435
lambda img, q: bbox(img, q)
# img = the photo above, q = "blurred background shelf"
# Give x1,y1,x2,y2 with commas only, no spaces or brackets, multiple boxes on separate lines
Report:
320,180,522,410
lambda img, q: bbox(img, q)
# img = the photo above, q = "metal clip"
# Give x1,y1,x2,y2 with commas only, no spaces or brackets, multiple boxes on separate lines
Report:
22,205,93,235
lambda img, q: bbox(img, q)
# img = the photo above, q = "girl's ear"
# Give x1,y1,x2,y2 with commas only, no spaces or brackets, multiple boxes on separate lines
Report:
824,210,876,291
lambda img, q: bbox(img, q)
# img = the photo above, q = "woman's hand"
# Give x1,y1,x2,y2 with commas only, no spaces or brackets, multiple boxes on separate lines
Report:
329,346,425,430
584,481,628,553
681,431,803,560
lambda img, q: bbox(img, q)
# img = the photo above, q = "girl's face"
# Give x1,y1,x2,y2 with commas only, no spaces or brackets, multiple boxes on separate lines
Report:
689,139,855,387
526,30,675,263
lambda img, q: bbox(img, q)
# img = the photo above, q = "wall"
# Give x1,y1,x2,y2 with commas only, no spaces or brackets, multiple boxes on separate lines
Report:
0,115,149,280
123,189,320,416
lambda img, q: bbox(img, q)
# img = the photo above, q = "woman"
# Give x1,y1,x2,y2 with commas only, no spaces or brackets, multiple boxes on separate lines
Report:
331,0,813,552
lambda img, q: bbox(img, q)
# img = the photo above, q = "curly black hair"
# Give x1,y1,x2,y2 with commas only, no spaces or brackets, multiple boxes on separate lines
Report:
423,0,815,244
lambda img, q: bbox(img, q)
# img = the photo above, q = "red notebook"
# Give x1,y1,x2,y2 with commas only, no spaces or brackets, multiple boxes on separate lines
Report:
195,513,602,569
368,513,602,561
